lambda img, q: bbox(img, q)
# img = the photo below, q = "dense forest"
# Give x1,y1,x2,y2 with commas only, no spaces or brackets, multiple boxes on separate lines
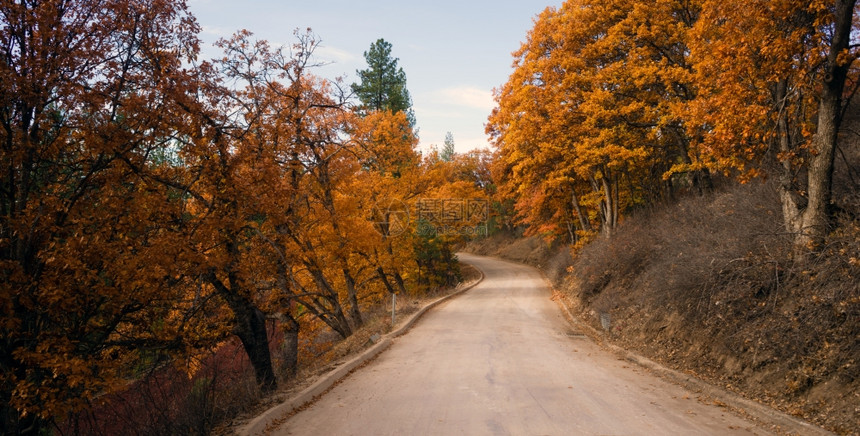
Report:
2,0,858,434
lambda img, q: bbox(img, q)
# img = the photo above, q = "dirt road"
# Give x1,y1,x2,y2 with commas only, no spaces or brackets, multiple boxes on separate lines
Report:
274,254,772,435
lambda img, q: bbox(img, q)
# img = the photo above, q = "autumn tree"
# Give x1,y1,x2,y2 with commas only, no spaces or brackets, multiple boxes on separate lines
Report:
350,40,422,297
416,153,495,289
489,3,604,240
176,29,379,391
488,5,585,241
489,0,713,241
174,28,438,394
0,0,209,432
350,110,421,297
688,0,859,249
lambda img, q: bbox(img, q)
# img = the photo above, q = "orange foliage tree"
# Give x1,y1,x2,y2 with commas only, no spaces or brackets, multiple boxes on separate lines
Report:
488,0,706,241
688,0,859,248
176,31,428,392
413,145,492,291
0,0,209,431
175,29,383,391
350,110,421,297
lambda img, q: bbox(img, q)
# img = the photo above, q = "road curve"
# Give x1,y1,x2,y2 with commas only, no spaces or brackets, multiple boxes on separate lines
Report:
274,253,771,435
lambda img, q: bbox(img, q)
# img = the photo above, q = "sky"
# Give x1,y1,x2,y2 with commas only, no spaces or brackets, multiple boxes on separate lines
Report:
188,0,559,153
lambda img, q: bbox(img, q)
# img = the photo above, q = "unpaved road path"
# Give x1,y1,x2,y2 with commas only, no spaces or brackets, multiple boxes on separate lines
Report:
274,254,773,435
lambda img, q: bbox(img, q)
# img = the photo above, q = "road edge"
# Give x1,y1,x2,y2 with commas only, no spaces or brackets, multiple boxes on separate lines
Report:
238,265,485,436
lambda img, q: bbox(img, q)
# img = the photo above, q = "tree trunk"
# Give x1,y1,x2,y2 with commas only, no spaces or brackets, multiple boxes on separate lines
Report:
393,270,408,295
343,267,363,327
235,304,277,393
570,188,592,233
566,220,577,243
273,264,300,380
382,235,409,295
279,315,300,379
785,0,855,249
208,274,277,393
599,172,619,238
588,170,618,238
775,79,805,236
377,266,398,295
307,266,353,338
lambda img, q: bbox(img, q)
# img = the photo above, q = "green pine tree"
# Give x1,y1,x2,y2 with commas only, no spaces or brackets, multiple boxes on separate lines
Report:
352,38,416,127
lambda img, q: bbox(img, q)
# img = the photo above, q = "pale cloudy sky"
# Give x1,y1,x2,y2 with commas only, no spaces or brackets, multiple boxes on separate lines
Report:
188,0,558,153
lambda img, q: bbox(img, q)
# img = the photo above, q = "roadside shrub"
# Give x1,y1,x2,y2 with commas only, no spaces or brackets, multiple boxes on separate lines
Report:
571,181,786,309
544,246,574,286
59,342,262,436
